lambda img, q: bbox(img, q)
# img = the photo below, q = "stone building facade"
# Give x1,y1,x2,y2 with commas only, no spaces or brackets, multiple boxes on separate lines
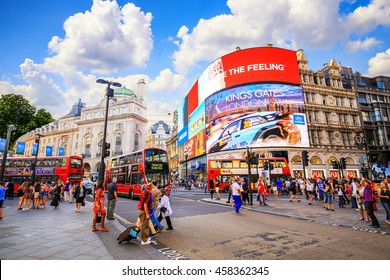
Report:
15,80,148,173
291,50,364,179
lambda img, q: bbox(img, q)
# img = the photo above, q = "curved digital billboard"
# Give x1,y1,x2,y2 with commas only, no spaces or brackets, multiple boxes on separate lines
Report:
177,47,307,160
205,83,309,153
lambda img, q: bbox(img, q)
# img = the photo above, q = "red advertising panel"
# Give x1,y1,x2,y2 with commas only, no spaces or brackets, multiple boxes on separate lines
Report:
198,47,300,104
187,81,198,116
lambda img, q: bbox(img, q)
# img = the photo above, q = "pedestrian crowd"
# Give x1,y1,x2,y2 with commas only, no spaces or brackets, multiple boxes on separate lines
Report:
91,178,174,246
211,175,390,230
1,178,86,212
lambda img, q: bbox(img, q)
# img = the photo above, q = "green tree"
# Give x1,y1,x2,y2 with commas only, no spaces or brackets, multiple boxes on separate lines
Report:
30,108,55,130
0,94,55,149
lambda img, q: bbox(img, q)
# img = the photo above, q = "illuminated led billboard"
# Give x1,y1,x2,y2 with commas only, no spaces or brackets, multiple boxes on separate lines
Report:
205,83,309,153
177,47,306,159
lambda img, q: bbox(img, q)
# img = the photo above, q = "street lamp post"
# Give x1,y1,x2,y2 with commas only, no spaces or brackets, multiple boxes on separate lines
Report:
184,148,189,188
0,125,16,182
31,133,42,185
96,79,122,186
354,134,371,179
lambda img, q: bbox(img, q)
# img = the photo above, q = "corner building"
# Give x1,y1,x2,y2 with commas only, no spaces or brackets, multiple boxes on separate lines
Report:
174,46,366,183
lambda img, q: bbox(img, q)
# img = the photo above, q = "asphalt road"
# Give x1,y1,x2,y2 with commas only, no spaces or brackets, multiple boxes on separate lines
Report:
109,190,390,260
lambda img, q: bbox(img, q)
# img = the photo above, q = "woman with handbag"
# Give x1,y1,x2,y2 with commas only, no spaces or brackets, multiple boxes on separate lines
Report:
157,188,173,230
74,181,86,212
92,182,108,232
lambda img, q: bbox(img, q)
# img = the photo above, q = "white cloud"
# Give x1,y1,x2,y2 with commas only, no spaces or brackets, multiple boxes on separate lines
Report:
173,0,390,74
366,48,390,76
345,37,381,52
173,0,343,74
147,69,185,93
19,59,65,107
344,0,390,34
47,0,153,74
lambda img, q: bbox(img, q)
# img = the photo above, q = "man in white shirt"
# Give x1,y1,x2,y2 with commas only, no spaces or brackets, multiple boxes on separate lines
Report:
231,177,242,213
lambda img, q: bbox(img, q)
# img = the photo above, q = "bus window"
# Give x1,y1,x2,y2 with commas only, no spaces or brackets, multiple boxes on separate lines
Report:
136,153,142,163
117,174,125,184
210,160,221,168
131,173,143,185
44,159,55,166
70,158,82,168
221,161,233,168
239,161,248,168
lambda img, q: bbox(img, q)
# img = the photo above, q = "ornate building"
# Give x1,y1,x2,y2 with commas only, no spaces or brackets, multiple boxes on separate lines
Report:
291,50,364,179
15,80,148,173
165,110,179,177
354,74,390,179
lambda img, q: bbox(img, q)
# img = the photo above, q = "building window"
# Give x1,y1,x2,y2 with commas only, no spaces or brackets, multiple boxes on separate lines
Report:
382,108,389,122
362,111,370,122
373,108,381,122
85,136,91,157
349,98,354,108
94,112,99,118
358,93,366,103
134,133,139,151
123,107,127,114
377,127,386,146
115,134,122,155
378,95,385,103
377,81,385,89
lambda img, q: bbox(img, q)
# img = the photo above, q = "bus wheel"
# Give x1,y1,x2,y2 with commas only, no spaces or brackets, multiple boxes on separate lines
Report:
224,186,230,193
129,190,134,200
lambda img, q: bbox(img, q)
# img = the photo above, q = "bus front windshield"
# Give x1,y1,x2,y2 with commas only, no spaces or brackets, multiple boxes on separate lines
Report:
145,149,168,163
145,172,169,187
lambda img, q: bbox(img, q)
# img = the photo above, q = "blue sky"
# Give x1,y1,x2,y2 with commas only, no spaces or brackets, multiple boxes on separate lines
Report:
0,0,389,119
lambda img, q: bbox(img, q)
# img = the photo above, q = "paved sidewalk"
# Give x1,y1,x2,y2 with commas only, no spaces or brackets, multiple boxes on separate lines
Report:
202,194,390,234
0,197,168,260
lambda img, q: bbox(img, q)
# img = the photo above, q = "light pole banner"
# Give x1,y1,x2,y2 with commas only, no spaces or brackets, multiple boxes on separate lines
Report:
0,139,5,152
16,142,26,155
46,146,53,156
58,147,65,156
32,143,38,156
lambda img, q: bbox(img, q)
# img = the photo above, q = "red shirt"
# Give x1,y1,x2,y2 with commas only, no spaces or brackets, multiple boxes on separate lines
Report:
258,181,265,193
138,190,151,211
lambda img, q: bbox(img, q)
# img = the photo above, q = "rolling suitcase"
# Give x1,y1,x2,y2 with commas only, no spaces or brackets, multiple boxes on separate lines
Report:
117,225,140,244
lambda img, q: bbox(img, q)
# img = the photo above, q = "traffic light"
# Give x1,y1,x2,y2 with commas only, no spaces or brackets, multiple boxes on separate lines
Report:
331,160,339,169
106,87,114,97
246,152,253,164
340,157,346,169
253,153,259,165
104,142,111,158
263,160,269,170
269,163,274,170
302,150,309,166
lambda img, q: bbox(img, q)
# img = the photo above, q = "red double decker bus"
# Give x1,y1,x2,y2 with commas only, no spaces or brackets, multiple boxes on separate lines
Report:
208,157,291,192
106,148,170,199
0,155,84,193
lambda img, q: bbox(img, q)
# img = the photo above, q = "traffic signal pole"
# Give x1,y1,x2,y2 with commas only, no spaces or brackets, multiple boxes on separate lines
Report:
246,146,253,206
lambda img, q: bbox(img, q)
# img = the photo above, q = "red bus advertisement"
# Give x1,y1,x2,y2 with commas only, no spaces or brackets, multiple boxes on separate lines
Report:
106,148,170,199
208,157,291,192
0,155,84,193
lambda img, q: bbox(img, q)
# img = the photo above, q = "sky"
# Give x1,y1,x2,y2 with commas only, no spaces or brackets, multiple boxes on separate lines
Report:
0,0,389,119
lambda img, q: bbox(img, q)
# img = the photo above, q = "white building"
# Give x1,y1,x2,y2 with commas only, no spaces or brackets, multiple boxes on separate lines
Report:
16,80,148,173
145,113,173,150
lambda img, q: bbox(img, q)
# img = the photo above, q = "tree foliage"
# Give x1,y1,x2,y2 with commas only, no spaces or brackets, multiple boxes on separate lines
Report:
0,94,55,149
